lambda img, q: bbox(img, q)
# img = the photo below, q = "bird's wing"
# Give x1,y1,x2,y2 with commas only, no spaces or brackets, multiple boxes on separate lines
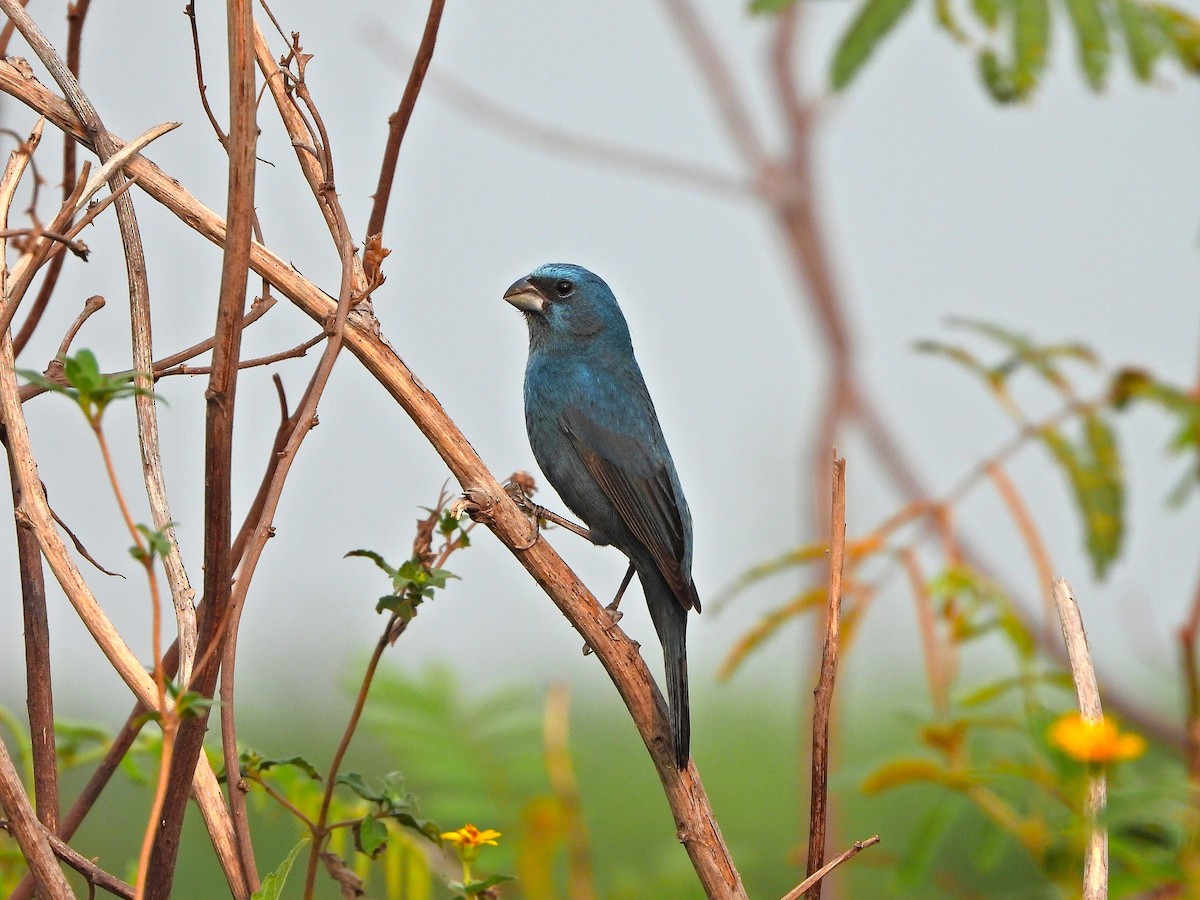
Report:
561,405,699,612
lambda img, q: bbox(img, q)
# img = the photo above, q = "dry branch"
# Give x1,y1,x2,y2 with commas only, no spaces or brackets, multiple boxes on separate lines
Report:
0,739,72,899
782,834,879,900
804,455,847,897
0,58,747,899
1052,578,1108,900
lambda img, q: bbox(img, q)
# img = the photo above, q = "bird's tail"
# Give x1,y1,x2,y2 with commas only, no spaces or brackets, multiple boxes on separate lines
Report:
644,570,691,769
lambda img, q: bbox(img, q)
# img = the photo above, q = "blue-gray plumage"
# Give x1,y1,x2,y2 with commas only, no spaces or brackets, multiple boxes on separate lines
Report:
504,263,699,769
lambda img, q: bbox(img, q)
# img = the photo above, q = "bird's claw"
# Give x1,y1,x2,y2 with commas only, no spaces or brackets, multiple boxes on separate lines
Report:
582,603,625,656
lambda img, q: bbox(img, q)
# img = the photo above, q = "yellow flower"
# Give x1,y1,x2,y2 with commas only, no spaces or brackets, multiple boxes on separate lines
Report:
1049,712,1146,764
440,823,501,850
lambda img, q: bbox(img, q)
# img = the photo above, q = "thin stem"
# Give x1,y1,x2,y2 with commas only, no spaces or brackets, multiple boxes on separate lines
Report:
4,431,58,832
365,0,446,242
303,613,403,897
89,418,175,900
804,455,847,898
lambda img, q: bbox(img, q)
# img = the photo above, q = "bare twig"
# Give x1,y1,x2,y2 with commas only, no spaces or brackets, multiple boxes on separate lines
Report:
0,819,136,898
365,0,445,242
5,436,59,832
147,1,260,895
782,835,880,900
0,116,59,839
0,67,747,897
1052,578,1108,900
0,740,71,898
805,454,847,897
54,292,104,357
156,332,323,377
900,548,950,714
375,45,750,198
18,295,277,402
0,5,200,717
10,0,91,357
184,3,229,147
987,462,1057,644
9,702,146,900
658,0,767,169
0,226,87,257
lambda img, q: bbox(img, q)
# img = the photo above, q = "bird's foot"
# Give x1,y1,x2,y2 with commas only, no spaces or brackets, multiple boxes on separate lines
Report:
503,471,538,514
582,600,625,656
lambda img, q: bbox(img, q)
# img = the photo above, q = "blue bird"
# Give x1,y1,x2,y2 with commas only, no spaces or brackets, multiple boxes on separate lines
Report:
504,263,700,769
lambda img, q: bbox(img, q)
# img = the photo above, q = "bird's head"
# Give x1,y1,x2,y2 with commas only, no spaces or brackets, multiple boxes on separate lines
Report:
504,263,630,347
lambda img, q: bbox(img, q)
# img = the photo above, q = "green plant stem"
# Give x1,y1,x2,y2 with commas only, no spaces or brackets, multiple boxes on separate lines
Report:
249,775,316,831
302,612,403,898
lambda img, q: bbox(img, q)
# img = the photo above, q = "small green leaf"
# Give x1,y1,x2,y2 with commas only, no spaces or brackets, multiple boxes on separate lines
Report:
830,0,919,90
1153,3,1200,72
1063,0,1112,88
935,0,971,42
1117,0,1168,80
1040,416,1125,579
456,874,516,895
239,750,321,780
896,802,962,889
345,548,397,579
1013,0,1052,96
749,0,796,12
355,816,388,858
376,594,419,620
972,0,1003,29
252,839,308,900
391,811,443,843
978,48,1023,102
862,758,959,794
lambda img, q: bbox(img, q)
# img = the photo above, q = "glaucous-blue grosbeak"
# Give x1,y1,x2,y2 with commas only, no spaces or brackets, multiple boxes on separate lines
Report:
505,263,700,769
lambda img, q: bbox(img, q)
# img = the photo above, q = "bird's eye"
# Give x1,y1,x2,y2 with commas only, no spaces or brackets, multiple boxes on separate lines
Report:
554,279,575,298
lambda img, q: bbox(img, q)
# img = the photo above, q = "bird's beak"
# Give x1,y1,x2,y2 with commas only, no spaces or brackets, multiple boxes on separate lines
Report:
503,276,546,315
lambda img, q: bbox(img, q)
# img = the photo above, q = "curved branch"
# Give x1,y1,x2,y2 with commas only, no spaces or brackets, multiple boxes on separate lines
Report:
0,63,747,898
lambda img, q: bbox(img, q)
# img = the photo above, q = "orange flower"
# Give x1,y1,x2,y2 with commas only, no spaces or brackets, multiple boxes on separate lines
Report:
1049,712,1146,764
440,823,501,850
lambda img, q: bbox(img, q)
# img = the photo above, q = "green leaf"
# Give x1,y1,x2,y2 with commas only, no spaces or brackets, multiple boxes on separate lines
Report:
972,0,1003,29
345,548,397,579
1117,0,1168,79
1063,0,1112,88
830,0,919,90
455,874,516,895
336,771,415,815
896,801,962,889
239,750,321,780
958,671,1075,707
1039,416,1125,579
252,839,308,900
1013,0,1052,96
862,758,960,794
355,816,388,858
935,0,972,42
391,811,443,843
749,0,796,12
1153,3,1200,72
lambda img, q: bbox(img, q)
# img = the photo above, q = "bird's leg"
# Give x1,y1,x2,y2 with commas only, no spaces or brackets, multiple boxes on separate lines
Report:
583,562,636,656
504,479,593,541
533,505,592,540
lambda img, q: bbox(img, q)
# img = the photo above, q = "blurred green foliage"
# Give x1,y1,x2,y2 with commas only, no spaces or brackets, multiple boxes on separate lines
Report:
754,0,1200,101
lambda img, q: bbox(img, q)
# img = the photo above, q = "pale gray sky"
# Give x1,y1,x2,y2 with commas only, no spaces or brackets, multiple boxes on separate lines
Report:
1,1,1197,746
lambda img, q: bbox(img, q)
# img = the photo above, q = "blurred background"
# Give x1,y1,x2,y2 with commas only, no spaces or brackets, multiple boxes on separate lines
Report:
0,0,1197,895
